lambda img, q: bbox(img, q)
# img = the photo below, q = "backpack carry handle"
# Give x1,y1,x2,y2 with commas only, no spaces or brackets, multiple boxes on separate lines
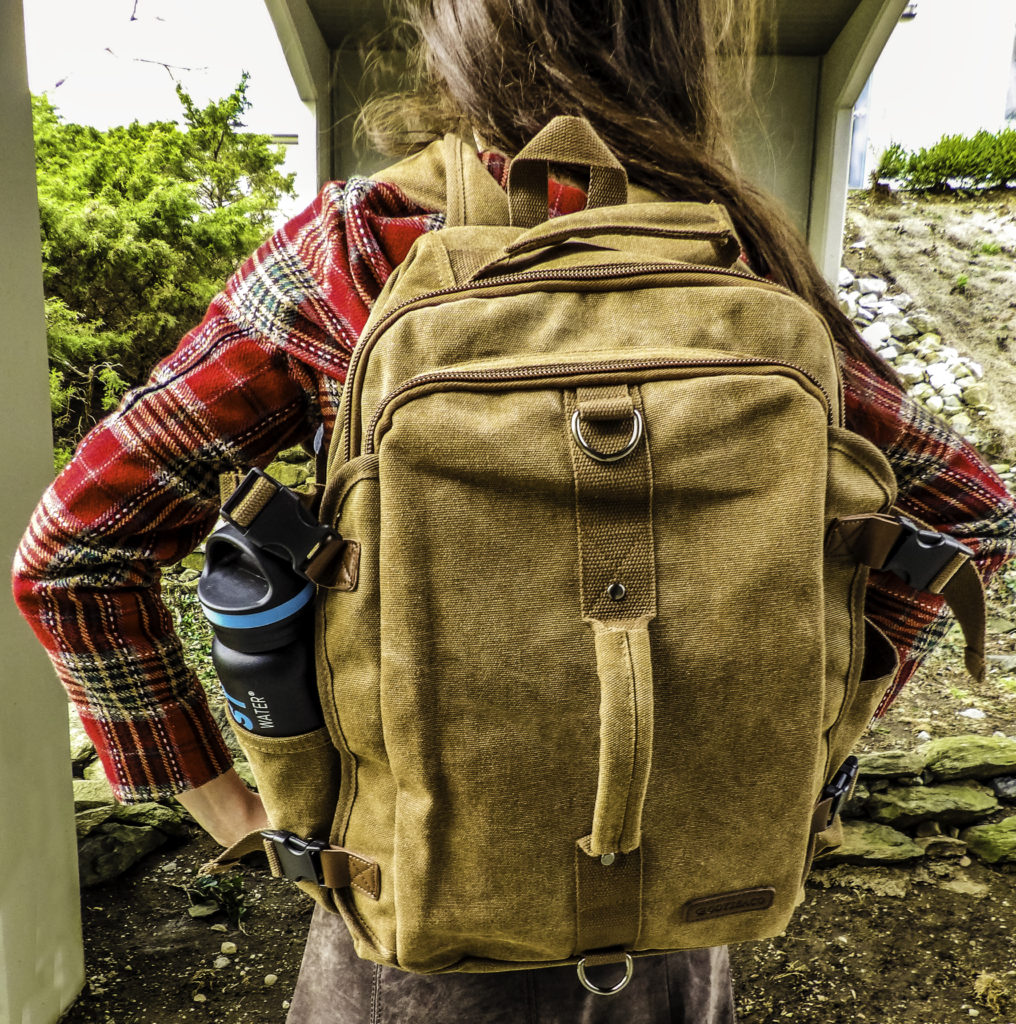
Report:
508,115,628,228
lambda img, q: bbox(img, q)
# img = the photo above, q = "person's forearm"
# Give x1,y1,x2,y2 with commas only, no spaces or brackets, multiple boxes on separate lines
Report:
176,768,270,847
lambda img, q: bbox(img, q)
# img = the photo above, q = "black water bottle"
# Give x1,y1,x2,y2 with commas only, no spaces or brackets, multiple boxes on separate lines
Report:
197,522,324,736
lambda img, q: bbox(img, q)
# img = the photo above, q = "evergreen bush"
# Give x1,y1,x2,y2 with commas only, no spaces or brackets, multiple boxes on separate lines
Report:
34,75,295,469
873,127,1016,191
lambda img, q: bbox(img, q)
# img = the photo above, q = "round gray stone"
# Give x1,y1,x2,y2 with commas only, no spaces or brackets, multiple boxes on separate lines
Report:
991,776,1016,802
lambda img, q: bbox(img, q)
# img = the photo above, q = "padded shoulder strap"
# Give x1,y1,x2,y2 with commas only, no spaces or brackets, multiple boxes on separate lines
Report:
443,134,511,227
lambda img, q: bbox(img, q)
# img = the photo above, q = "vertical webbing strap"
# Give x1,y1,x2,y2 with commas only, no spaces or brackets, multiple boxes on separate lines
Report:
567,384,657,861
574,838,643,953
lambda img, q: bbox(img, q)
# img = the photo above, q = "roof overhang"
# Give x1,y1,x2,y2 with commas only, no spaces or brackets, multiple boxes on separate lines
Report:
295,0,873,55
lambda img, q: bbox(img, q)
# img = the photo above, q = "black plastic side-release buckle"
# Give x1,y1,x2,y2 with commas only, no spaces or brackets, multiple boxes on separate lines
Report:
262,830,327,884
221,468,337,579
883,516,972,593
821,756,859,828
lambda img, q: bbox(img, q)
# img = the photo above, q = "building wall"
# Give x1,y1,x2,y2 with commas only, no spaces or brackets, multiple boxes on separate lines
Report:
0,0,85,1020
863,0,1016,172
734,57,821,236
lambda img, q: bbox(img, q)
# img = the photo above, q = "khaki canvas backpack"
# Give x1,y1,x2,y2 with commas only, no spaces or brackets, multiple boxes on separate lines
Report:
214,117,987,992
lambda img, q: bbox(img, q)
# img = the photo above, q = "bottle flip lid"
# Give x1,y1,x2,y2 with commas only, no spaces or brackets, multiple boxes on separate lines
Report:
197,522,315,628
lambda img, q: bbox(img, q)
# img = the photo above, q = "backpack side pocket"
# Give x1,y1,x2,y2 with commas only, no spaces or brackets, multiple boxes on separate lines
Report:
823,426,897,758
826,617,899,780
226,721,341,909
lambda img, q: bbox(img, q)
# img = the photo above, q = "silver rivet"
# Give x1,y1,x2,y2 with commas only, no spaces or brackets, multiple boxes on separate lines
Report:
607,583,626,601
600,853,616,866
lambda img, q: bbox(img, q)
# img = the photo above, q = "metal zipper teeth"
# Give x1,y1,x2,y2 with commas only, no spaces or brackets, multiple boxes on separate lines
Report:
363,356,832,455
342,261,797,462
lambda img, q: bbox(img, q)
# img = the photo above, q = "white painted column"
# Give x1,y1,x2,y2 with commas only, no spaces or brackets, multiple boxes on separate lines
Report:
809,0,908,282
0,1,85,1021
264,0,334,185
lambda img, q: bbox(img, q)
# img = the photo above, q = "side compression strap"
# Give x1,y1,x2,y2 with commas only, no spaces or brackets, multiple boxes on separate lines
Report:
827,511,987,681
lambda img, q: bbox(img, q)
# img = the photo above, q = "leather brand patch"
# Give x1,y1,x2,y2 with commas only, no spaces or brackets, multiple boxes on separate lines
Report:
683,887,776,923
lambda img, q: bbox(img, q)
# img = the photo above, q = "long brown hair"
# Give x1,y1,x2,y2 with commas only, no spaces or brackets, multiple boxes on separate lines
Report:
361,0,899,387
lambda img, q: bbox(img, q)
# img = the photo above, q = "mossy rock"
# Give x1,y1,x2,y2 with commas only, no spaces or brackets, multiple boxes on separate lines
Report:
961,816,1016,864
67,705,95,767
818,820,924,864
181,551,205,572
76,801,188,841
73,776,116,810
867,782,997,828
233,759,257,791
264,461,311,489
920,734,1016,781
78,822,170,887
273,446,312,465
857,749,925,781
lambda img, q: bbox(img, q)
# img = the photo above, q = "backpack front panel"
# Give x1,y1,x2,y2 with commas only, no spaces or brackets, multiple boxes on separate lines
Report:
312,208,897,973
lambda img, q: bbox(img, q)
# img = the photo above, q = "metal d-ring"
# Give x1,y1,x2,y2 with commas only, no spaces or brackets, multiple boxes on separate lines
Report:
570,409,644,463
576,953,635,996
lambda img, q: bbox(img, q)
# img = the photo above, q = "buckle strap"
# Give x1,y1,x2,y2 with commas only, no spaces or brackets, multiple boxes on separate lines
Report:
220,469,341,583
817,756,859,832
262,830,380,900
827,511,986,682
828,512,971,593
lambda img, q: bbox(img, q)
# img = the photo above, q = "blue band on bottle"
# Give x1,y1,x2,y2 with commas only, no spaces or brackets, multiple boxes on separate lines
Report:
202,581,315,629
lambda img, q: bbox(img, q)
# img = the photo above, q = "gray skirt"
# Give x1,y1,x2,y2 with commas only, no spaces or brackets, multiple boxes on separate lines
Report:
286,906,736,1024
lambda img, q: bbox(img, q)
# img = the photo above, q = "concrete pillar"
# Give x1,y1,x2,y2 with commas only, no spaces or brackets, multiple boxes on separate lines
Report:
0,1,85,1021
265,0,335,185
809,0,908,282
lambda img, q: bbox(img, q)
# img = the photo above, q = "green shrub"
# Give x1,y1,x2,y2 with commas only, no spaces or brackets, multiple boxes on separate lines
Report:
872,126,1016,191
34,75,295,466
874,142,908,183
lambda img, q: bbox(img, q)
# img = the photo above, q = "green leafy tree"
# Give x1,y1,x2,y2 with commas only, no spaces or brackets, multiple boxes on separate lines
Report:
34,74,295,465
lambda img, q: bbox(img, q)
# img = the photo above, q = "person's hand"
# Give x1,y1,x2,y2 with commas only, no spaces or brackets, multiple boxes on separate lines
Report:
176,768,270,848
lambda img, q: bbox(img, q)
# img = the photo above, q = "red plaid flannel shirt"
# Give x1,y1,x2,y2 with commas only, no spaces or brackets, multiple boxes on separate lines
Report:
13,153,1016,802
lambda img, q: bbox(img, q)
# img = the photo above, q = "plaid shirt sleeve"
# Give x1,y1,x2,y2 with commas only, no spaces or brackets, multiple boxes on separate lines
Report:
12,179,441,802
841,356,1016,714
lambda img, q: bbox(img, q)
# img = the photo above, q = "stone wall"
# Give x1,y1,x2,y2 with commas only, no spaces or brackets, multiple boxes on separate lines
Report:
822,735,1016,868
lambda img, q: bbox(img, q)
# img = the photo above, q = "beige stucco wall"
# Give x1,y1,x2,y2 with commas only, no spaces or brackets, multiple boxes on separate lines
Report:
0,1,85,1021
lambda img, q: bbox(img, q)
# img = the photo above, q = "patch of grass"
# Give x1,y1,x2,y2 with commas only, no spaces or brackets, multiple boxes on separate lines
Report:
180,872,249,930
952,272,970,294
979,240,1003,255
